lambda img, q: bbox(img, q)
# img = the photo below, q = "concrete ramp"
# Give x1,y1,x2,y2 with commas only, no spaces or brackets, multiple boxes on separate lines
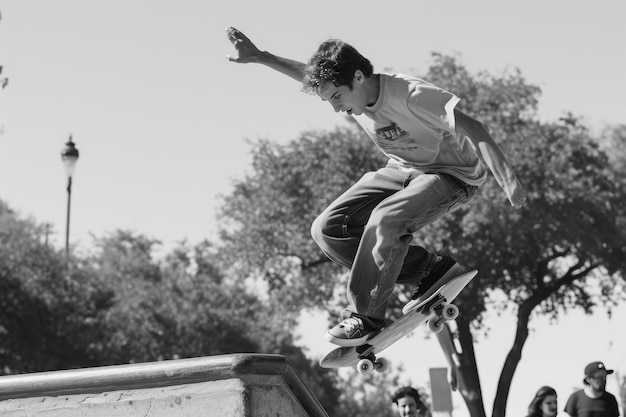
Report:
0,353,328,417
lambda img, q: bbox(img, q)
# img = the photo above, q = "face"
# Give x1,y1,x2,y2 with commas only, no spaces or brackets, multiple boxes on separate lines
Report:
395,396,419,417
316,71,369,116
540,394,558,417
588,372,607,392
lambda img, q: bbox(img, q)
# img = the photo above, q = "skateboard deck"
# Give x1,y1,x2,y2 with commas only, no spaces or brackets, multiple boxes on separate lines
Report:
319,270,478,373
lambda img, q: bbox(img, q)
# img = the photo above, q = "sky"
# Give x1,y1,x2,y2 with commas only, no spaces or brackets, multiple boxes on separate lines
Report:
1,0,625,415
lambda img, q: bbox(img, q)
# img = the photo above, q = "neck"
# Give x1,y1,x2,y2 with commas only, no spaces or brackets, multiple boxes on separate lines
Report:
584,385,603,398
363,73,380,107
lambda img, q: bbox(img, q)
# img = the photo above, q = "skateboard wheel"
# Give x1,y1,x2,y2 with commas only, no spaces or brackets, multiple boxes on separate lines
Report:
375,357,390,373
357,359,375,375
428,318,444,333
442,303,459,320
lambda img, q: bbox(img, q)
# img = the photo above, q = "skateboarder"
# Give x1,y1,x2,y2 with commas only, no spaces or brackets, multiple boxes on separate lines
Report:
226,26,526,347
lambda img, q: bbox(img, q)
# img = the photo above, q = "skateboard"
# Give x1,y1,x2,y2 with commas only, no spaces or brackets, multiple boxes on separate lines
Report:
319,270,478,374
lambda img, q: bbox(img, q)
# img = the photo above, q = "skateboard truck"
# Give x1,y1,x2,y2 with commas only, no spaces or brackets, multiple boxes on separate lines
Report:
355,345,390,375
416,294,460,333
353,296,460,374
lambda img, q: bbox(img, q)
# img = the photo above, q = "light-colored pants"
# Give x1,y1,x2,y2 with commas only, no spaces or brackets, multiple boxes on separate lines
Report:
310,164,479,324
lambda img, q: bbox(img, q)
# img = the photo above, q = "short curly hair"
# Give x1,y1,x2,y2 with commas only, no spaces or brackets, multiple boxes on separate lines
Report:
302,39,373,94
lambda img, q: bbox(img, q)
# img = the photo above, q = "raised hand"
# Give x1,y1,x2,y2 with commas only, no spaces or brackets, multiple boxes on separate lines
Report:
225,26,262,64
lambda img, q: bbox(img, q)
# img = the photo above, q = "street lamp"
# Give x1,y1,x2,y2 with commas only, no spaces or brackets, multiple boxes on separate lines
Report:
61,136,79,267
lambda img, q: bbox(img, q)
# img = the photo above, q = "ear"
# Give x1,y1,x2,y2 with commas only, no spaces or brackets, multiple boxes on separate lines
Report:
353,69,365,84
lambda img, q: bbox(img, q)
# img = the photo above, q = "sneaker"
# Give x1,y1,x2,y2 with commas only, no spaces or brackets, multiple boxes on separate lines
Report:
339,309,352,320
325,316,378,347
402,255,462,315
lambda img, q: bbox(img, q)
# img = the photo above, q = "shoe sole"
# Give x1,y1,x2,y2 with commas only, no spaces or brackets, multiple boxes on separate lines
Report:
325,331,373,347
402,263,463,315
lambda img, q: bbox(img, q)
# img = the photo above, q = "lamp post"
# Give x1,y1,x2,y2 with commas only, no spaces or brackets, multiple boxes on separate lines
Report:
60,136,79,267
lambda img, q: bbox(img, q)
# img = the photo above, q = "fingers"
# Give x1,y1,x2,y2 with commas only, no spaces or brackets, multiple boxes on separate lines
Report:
226,26,244,46
225,26,241,62
226,25,237,38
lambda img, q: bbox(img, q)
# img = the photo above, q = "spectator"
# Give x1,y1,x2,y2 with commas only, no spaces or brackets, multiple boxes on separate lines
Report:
392,386,430,417
527,386,558,417
564,361,619,417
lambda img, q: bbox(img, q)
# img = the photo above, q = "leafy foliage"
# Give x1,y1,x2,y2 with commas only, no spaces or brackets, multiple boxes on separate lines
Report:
216,128,387,318
77,233,263,364
600,124,626,175
0,201,107,372
0,204,343,412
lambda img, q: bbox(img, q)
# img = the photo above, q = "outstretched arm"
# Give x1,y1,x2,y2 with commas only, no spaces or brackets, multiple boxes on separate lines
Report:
225,26,306,83
455,109,527,207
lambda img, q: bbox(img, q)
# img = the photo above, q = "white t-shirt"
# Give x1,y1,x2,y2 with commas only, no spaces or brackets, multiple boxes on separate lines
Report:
352,73,488,186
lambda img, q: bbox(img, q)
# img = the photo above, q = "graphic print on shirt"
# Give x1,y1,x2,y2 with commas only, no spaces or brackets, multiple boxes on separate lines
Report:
374,122,423,152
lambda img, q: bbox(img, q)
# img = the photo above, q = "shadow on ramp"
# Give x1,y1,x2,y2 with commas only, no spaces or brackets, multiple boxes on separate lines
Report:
0,353,328,417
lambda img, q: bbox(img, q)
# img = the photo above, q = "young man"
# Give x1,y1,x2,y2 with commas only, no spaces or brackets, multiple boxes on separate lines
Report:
392,386,430,417
564,361,620,417
226,26,526,346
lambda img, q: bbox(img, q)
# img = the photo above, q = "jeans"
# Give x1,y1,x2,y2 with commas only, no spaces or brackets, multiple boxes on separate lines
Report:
310,163,479,323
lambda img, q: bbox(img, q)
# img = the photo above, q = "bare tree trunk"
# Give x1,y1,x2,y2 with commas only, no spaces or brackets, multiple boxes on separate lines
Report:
492,302,532,417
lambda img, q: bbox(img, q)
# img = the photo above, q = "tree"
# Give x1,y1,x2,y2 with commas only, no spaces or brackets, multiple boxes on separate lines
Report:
419,55,626,417
0,207,343,410
0,200,110,373
215,54,626,417
79,231,282,364
600,124,626,176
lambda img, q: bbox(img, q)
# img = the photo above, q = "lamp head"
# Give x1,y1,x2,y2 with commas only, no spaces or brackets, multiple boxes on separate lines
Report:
61,136,79,177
